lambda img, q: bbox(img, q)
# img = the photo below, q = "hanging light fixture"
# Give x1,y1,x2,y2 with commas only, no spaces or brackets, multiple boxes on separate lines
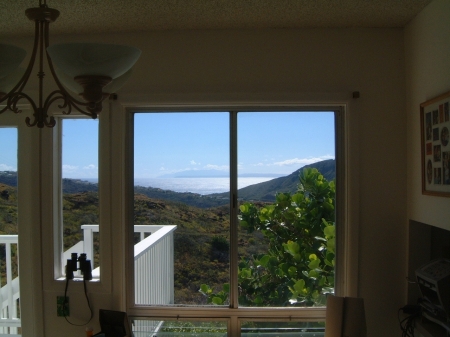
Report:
0,1,141,128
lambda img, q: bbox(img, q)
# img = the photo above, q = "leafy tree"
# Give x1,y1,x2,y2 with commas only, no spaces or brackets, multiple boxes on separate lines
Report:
200,167,335,306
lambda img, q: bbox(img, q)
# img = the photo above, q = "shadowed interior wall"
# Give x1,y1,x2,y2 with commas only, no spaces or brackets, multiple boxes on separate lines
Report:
3,26,410,336
405,0,450,231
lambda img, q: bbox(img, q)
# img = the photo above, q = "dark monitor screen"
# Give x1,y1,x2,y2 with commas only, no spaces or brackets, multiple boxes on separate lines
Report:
98,310,131,337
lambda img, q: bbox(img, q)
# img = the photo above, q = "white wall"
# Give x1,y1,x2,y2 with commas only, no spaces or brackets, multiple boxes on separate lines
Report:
405,0,450,231
5,27,407,336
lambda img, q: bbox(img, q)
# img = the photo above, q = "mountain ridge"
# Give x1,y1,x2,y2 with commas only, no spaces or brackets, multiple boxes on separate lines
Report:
209,159,335,201
0,159,336,206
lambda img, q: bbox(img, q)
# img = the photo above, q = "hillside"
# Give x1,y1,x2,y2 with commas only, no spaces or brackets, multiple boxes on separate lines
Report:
0,159,335,206
0,172,99,194
0,160,335,304
210,159,336,201
134,186,227,208
0,172,17,188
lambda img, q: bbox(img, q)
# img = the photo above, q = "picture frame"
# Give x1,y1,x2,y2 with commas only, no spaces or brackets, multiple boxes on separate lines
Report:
420,91,450,197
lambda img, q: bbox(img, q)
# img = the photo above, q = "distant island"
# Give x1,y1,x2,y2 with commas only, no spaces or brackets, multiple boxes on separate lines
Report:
0,159,335,207
158,171,284,178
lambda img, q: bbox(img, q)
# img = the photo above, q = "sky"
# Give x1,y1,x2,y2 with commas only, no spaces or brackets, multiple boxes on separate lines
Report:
0,127,17,171
134,111,335,178
0,111,335,179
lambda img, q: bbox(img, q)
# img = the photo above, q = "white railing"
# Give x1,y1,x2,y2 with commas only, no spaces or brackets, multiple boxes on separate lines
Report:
134,225,176,305
74,225,176,289
77,225,177,305
0,235,20,336
0,225,176,336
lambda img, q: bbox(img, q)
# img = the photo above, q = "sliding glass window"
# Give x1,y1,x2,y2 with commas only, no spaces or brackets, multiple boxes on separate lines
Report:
129,109,340,336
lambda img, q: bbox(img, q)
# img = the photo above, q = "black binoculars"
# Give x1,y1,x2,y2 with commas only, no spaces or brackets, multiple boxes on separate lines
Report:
65,253,93,281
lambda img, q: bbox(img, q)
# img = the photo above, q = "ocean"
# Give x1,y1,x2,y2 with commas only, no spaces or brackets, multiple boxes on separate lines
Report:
133,177,276,195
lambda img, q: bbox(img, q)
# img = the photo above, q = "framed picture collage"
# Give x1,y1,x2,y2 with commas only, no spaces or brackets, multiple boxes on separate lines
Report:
421,91,450,197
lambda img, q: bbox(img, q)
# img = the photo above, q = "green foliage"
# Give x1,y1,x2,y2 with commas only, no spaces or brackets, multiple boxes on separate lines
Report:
210,235,229,263
159,320,226,335
0,164,336,306
202,167,336,307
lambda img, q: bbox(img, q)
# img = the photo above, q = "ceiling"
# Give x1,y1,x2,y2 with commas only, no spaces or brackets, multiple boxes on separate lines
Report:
0,0,433,37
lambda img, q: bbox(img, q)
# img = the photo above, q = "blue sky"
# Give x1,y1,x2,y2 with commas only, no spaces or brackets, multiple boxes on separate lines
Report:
62,118,99,179
134,111,335,178
0,111,335,179
0,127,17,171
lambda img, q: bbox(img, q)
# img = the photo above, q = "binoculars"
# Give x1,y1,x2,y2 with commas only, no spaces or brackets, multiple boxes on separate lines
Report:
65,253,93,281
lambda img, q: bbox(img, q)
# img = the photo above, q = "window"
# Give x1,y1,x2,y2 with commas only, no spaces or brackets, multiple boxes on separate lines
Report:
127,108,345,336
54,118,100,280
0,127,21,334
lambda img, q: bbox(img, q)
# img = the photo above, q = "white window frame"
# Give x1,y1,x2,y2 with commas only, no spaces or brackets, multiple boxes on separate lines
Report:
51,116,102,280
125,104,351,336
0,109,45,336
42,110,112,296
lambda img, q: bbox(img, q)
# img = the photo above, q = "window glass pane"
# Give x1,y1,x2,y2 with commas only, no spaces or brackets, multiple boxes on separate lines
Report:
62,119,99,278
0,127,21,334
241,321,325,336
134,112,229,306
132,318,227,336
237,112,335,307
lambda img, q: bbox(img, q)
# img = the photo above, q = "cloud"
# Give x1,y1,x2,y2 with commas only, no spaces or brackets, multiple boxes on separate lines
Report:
190,160,201,165
203,164,229,171
0,164,16,171
273,155,334,167
83,164,97,170
62,164,78,172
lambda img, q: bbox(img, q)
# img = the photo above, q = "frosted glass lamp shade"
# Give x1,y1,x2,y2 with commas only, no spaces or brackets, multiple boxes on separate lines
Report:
0,67,25,95
47,43,141,79
55,67,133,95
0,44,26,79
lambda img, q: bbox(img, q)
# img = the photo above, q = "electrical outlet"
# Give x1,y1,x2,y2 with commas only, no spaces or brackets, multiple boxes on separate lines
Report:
57,296,69,317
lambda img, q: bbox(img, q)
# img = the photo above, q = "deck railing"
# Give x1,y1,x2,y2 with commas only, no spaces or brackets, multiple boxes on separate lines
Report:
0,235,20,336
0,224,176,336
133,225,176,305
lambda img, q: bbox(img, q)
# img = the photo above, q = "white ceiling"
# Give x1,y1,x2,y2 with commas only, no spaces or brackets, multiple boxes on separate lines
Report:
0,0,433,37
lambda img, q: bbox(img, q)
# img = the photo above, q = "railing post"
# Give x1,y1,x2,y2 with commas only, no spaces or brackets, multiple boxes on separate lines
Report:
5,243,13,321
83,227,93,263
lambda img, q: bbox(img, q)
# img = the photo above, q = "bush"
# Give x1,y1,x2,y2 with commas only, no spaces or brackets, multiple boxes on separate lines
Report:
201,167,335,306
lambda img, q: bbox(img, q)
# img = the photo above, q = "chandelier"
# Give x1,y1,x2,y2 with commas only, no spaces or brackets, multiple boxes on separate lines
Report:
0,1,141,128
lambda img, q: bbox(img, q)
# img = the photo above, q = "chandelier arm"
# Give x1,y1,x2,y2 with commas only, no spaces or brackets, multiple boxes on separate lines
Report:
44,90,72,115
25,19,55,129
1,2,140,127
38,20,46,111
44,86,99,119
8,92,38,114
26,113,55,128
6,91,41,127
25,98,56,129
0,20,40,111
16,20,40,95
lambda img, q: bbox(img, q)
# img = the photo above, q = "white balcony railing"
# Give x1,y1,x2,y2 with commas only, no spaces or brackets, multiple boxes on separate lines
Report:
0,235,20,336
134,225,176,305
0,224,176,336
